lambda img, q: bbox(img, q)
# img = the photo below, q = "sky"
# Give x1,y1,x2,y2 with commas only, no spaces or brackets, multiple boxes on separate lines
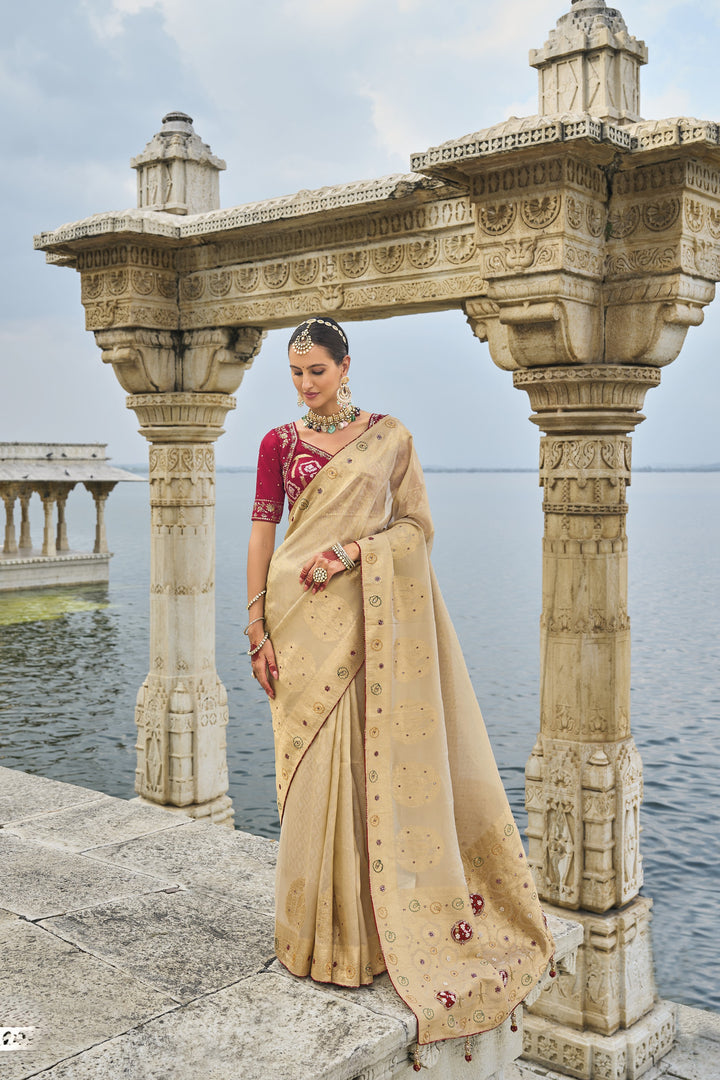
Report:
2,0,720,469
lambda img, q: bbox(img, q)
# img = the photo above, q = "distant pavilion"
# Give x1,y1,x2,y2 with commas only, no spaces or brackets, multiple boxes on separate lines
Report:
0,443,143,591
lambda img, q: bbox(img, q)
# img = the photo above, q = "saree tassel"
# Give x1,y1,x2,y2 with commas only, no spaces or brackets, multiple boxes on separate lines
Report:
413,1044,422,1071
549,954,557,978
510,1009,518,1032
464,1035,473,1062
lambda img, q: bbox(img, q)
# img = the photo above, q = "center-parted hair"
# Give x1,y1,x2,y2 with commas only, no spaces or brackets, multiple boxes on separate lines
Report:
288,316,349,363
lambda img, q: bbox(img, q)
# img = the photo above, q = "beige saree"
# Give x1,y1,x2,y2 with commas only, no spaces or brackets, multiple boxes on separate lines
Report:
265,416,553,1046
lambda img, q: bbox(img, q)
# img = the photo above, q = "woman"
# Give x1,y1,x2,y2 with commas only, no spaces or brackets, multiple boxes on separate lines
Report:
246,316,554,1062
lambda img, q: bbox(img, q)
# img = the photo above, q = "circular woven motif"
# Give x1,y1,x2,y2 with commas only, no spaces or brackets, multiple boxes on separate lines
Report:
285,878,306,926
396,826,443,872
392,762,440,805
389,523,421,558
304,593,352,641
394,638,431,681
470,893,485,916
392,576,428,620
391,702,437,743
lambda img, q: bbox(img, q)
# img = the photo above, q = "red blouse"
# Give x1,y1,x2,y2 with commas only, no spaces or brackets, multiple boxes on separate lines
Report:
252,416,386,523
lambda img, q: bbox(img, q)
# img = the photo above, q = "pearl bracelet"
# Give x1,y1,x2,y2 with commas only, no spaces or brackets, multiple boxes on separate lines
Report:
247,589,266,610
243,616,265,637
332,542,356,571
248,632,270,657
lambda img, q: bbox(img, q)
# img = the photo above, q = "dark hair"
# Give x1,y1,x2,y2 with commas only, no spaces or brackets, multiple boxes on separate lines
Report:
288,316,349,363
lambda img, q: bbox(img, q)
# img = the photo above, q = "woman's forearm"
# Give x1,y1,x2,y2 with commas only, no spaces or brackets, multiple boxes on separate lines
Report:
247,522,276,634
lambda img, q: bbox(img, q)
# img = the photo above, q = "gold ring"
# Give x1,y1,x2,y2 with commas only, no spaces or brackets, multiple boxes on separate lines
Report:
312,567,328,583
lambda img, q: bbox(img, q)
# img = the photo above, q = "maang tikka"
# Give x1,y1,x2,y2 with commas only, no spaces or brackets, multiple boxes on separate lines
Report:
293,323,314,355
337,375,352,407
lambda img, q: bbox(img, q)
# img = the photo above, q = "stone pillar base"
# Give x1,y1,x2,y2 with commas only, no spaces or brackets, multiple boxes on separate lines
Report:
129,793,235,827
522,1000,676,1080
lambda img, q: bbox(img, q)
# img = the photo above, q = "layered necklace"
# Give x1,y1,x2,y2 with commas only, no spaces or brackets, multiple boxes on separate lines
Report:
302,404,359,433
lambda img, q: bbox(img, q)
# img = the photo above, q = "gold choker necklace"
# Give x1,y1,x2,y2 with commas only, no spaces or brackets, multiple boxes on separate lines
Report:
302,405,359,433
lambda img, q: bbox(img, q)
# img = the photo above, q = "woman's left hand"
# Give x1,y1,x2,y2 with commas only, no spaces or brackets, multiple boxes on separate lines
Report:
300,549,346,593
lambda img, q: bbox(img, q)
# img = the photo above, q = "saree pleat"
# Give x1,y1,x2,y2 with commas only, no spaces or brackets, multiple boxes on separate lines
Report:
275,665,386,986
265,416,553,1046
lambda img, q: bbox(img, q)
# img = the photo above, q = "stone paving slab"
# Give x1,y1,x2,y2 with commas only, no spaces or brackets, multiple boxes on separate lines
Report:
0,833,172,920
268,960,419,1042
24,971,408,1080
38,886,276,1003
0,909,180,1080
84,818,277,914
1,793,187,851
0,766,108,824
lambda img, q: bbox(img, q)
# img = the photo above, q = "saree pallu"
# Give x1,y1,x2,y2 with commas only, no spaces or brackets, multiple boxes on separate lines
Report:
265,416,554,1046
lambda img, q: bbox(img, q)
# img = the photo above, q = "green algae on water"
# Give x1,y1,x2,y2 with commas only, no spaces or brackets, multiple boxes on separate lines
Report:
0,589,110,626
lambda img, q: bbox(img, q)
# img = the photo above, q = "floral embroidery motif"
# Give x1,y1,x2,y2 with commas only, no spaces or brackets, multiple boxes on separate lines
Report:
436,990,457,1009
470,893,485,916
451,921,473,944
499,969,509,986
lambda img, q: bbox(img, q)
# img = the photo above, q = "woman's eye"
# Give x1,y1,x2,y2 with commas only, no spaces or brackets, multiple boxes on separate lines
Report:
310,369,325,376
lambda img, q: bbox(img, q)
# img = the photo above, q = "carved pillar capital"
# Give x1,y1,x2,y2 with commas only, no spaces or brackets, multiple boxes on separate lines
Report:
127,391,236,444
513,365,661,434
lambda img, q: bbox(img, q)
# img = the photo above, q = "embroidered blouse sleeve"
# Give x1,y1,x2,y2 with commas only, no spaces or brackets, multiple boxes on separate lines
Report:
252,429,285,523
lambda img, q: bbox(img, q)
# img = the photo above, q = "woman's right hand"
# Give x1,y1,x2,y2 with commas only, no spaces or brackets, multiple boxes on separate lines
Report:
250,636,279,699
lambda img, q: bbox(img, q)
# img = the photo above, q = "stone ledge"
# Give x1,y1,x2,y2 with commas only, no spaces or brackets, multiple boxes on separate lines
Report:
0,766,583,1079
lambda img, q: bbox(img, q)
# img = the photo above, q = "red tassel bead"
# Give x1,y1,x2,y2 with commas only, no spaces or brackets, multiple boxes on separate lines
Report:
413,1064,422,1072
465,1053,473,1062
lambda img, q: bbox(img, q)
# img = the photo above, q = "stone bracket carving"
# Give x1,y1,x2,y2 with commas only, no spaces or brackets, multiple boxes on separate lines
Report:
96,327,264,396
604,296,705,367
96,329,178,393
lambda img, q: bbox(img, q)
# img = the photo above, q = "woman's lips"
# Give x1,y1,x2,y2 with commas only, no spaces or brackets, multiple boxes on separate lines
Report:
304,392,318,399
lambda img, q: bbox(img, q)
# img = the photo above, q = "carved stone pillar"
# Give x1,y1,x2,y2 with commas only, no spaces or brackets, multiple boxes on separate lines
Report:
84,482,114,554
55,486,74,552
18,489,32,550
2,486,19,554
127,393,235,822
37,487,57,557
515,366,662,1035
94,323,264,824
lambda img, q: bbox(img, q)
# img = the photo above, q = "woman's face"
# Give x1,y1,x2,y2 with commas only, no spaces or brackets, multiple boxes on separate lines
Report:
289,343,350,414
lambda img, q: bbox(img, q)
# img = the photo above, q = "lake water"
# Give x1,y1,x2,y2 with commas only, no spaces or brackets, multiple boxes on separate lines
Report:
1,470,718,1012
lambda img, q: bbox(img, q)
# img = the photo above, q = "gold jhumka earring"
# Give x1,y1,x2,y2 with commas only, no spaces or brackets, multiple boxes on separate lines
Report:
297,391,304,407
336,375,352,407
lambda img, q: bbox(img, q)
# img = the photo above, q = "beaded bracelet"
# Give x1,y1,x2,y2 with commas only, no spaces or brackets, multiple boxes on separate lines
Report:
243,616,265,637
247,589,266,610
332,542,356,571
248,632,270,657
